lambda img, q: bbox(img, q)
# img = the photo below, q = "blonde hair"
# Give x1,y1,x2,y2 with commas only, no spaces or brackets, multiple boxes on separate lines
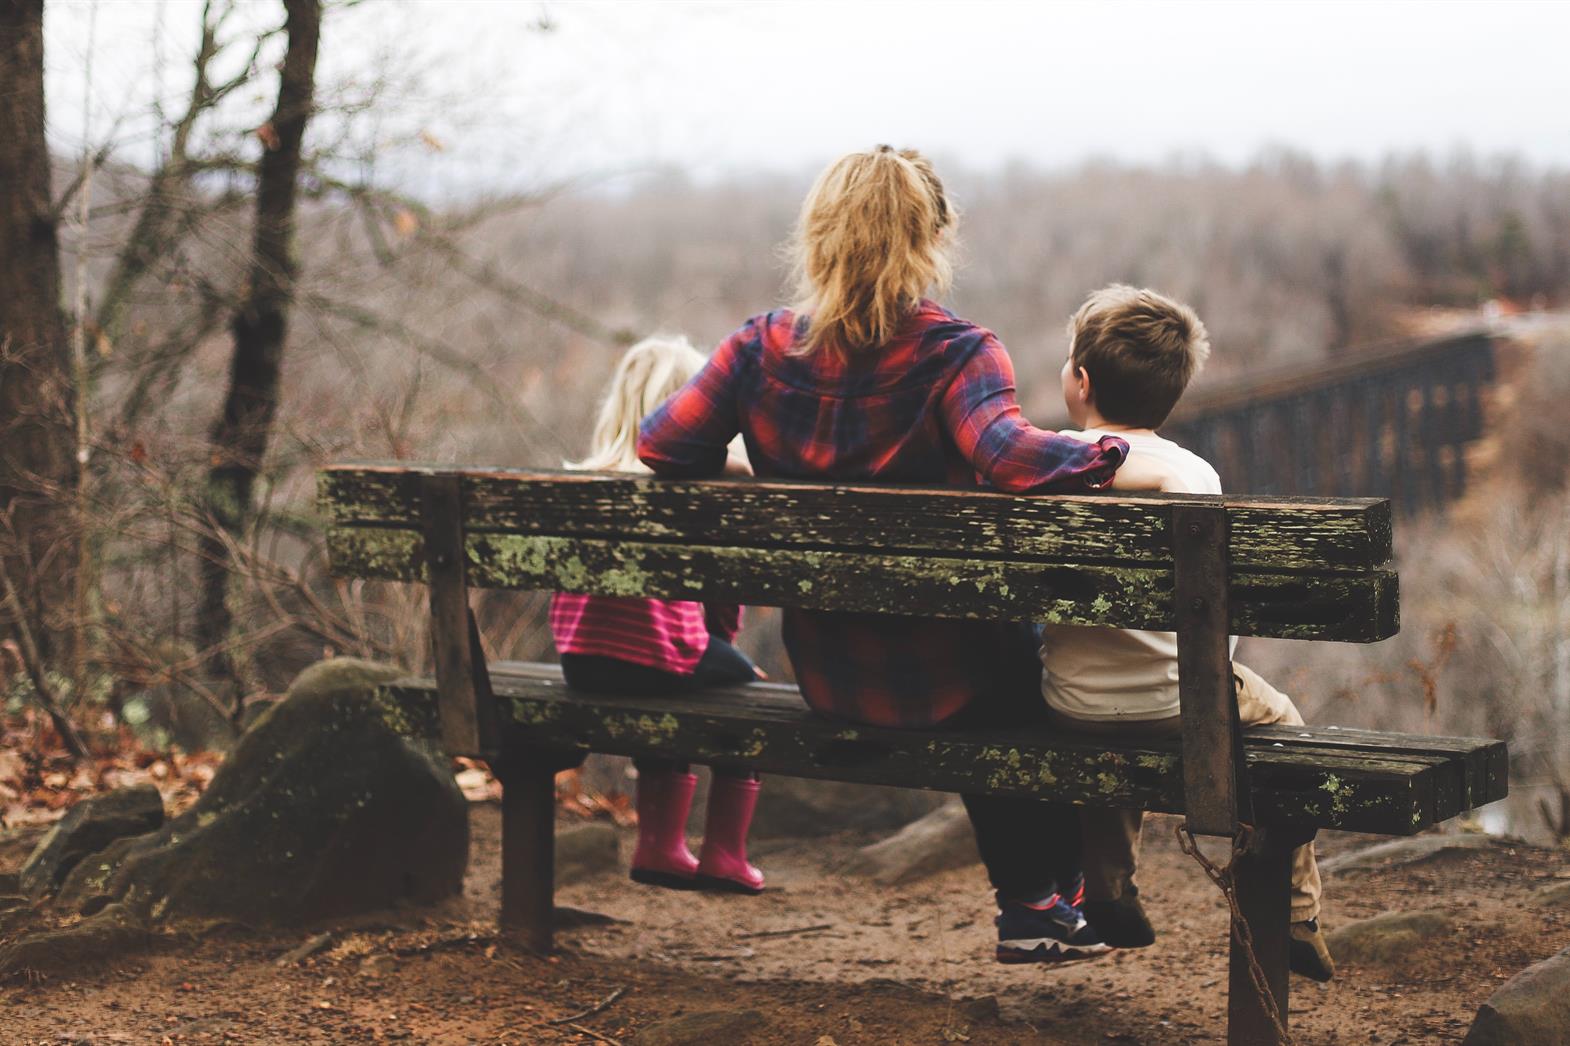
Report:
789,145,955,358
1067,284,1211,429
569,335,707,472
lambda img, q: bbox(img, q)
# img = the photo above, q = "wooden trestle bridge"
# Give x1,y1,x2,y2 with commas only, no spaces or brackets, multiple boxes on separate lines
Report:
1162,330,1498,514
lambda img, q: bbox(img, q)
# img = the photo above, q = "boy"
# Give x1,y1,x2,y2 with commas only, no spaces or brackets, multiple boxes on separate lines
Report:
1043,285,1335,982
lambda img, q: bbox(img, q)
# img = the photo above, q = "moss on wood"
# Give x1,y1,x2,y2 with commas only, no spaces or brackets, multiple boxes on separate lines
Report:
327,527,1398,642
371,668,1505,836
319,466,1394,571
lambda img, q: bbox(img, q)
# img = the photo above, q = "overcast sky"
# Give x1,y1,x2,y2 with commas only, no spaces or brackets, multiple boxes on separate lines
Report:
43,0,1570,193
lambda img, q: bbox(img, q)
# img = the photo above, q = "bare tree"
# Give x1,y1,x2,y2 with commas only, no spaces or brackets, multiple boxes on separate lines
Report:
195,0,321,710
0,0,79,674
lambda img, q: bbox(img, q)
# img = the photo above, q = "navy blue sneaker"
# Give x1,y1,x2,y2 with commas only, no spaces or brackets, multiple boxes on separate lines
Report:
995,891,1111,964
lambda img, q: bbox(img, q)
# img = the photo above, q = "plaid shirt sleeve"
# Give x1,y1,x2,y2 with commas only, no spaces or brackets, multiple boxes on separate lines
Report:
637,324,748,478
941,335,1128,492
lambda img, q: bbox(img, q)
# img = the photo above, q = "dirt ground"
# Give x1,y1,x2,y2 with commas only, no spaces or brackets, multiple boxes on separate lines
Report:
4,804,1569,1045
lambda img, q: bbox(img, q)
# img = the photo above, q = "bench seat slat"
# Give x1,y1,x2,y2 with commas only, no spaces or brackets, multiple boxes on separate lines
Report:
486,663,1497,801
381,665,1496,835
320,466,1394,572
483,663,1486,823
1249,724,1507,810
329,528,1400,642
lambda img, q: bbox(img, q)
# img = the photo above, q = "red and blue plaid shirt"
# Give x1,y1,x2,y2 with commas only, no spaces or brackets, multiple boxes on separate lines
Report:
637,300,1128,728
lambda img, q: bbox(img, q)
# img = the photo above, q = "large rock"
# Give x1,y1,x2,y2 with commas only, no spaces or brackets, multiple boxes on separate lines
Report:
1320,833,1502,875
1464,946,1570,1045
556,821,621,880
0,902,148,977
1325,909,1455,966
19,785,164,901
51,658,467,929
839,800,977,884
748,778,945,839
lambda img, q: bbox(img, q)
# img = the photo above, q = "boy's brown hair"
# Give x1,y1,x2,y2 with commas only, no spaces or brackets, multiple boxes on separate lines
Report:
1067,285,1211,429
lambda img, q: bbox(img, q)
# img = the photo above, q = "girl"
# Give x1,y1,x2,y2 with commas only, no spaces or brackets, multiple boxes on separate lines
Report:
550,336,766,894
637,147,1136,963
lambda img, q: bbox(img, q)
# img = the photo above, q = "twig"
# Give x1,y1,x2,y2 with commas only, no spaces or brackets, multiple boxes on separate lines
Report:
0,555,90,759
734,922,833,941
427,237,636,348
546,986,626,1025
562,1022,621,1046
298,291,551,455
390,932,497,957
274,931,334,966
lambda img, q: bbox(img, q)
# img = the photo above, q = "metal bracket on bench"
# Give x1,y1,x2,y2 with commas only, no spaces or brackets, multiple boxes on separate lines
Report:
1173,501,1253,836
420,473,500,758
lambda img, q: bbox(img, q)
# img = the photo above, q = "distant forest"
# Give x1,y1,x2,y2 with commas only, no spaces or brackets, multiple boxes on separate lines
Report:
500,151,1570,416
72,149,1570,477
22,144,1570,764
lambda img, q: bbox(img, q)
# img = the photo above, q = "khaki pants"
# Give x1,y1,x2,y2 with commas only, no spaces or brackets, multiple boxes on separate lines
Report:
1049,663,1323,922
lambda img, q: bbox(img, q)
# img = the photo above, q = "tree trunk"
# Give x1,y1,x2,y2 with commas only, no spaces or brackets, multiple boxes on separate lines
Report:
0,0,79,672
196,0,320,713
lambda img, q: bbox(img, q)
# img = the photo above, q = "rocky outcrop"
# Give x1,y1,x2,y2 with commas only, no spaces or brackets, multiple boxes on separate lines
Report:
1320,833,1502,875
0,902,148,976
556,821,622,880
839,800,977,885
1324,909,1455,966
54,659,467,927
18,784,164,901
749,778,945,839
2,659,469,977
1464,946,1570,1045
1533,880,1570,907
13,656,464,948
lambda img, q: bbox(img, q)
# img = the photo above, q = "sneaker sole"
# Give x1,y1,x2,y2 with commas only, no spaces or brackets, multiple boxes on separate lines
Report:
996,940,1111,965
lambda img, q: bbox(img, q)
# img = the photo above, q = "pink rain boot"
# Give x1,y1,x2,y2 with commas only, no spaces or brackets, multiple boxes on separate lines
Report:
696,774,765,894
630,768,699,889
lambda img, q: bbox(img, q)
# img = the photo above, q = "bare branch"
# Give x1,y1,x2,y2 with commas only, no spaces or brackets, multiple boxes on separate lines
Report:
94,1,275,338
298,291,554,456
0,553,90,760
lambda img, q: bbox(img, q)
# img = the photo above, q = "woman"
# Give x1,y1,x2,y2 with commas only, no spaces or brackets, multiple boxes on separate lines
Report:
638,146,1128,963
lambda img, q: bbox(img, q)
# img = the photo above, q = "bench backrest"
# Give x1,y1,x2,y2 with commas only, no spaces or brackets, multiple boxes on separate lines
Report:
322,463,1399,835
321,465,1398,642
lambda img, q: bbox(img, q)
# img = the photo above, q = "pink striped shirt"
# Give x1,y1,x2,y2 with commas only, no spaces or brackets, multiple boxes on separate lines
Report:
549,593,742,675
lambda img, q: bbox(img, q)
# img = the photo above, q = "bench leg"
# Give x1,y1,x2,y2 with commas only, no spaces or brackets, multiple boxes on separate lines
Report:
498,756,557,953
1227,829,1294,1046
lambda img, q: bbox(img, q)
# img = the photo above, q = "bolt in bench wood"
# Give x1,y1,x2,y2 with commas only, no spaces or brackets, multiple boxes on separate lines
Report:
320,464,1507,1046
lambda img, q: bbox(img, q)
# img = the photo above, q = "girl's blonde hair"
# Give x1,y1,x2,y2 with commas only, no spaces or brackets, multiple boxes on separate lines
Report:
569,335,707,473
788,145,955,358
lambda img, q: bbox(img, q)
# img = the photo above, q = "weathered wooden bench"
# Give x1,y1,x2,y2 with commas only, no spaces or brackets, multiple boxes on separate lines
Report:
320,464,1507,1046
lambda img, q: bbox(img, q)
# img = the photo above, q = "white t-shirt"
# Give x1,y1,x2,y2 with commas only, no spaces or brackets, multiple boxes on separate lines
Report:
1039,428,1237,722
